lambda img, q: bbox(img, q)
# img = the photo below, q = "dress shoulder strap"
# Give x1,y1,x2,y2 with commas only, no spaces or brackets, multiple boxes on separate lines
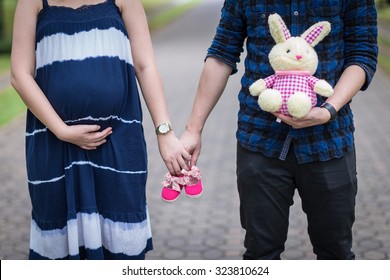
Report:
42,0,49,8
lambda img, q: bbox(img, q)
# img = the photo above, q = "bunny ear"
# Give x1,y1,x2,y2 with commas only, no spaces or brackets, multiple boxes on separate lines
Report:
301,21,331,47
268,13,291,43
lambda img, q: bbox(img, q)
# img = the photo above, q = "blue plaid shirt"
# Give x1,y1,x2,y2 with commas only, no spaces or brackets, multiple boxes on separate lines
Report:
207,0,378,163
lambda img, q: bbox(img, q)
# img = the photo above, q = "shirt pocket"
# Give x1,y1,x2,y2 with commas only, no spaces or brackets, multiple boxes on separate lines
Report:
247,10,270,36
246,8,276,52
307,0,343,17
306,0,343,49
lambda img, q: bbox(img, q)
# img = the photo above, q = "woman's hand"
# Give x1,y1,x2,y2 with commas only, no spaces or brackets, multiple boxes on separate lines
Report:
273,106,331,129
157,133,191,176
56,125,113,150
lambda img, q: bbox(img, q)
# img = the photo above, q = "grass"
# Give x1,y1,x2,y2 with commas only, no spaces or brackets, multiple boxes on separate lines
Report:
3,0,17,38
378,34,390,46
0,54,10,73
378,53,390,76
378,6,390,22
142,0,174,10
0,0,17,53
378,34,390,76
147,0,201,31
0,87,25,127
377,4,390,77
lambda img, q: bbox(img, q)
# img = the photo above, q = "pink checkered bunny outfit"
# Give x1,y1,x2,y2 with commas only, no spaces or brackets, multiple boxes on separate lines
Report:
263,71,319,115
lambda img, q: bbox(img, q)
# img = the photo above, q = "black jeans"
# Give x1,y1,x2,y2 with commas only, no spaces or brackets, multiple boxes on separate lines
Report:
236,143,357,260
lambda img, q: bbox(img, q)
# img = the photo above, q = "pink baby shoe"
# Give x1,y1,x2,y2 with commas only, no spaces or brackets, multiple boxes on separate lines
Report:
161,173,186,203
182,166,203,198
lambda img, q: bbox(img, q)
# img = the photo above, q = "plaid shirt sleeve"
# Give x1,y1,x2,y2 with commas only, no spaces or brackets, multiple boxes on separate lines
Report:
343,0,378,90
206,0,246,74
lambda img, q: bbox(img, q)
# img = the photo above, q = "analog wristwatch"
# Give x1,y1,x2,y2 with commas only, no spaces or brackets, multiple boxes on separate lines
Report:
155,123,173,135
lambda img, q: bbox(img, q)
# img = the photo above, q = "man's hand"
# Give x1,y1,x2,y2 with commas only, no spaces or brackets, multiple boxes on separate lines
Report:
180,129,202,167
273,106,332,129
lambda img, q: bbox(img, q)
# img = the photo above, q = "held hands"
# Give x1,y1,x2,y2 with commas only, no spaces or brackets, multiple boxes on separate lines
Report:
157,132,191,176
56,124,113,150
180,129,202,167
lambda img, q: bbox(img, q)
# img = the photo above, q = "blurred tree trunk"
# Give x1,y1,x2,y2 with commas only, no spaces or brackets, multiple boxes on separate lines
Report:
377,1,384,8
382,0,390,6
377,0,387,8
0,0,4,39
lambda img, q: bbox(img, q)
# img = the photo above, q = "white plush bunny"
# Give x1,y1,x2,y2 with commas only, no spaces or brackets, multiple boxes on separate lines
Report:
249,13,334,118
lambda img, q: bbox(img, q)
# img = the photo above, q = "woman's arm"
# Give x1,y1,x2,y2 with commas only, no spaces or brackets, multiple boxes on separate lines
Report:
11,0,112,149
118,0,190,174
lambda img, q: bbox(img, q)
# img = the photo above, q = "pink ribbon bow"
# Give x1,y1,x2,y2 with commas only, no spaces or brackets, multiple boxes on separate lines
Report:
161,173,185,192
181,166,201,182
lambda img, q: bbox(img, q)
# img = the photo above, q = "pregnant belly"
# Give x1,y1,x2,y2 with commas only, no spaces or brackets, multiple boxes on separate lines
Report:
39,59,129,124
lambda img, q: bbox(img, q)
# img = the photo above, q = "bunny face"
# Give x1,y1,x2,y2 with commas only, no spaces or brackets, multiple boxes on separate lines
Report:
269,37,318,74
267,14,330,74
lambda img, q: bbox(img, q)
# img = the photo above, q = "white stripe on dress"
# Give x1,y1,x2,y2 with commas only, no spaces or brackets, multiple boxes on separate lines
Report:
28,161,147,186
28,175,66,185
36,27,133,70
65,115,141,125
30,211,152,259
65,161,147,175
26,115,141,137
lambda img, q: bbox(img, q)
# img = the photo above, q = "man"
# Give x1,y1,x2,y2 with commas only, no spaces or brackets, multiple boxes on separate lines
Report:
180,0,378,259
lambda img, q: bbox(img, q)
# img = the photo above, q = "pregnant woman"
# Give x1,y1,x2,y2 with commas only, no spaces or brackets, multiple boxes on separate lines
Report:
11,0,190,259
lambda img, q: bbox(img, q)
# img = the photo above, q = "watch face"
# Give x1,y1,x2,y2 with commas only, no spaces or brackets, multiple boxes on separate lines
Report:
157,123,171,134
159,124,169,133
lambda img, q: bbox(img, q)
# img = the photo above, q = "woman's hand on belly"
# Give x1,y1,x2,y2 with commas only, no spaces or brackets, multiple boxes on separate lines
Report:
56,124,113,150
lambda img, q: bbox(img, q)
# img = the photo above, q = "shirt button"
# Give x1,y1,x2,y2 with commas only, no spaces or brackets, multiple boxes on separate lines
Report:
262,14,266,19
294,11,299,16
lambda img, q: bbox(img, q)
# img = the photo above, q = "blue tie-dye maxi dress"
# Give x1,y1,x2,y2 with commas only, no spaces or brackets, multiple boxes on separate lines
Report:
26,0,152,259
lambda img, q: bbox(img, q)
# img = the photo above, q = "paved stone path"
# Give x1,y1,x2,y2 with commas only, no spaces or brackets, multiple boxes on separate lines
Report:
0,0,389,260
